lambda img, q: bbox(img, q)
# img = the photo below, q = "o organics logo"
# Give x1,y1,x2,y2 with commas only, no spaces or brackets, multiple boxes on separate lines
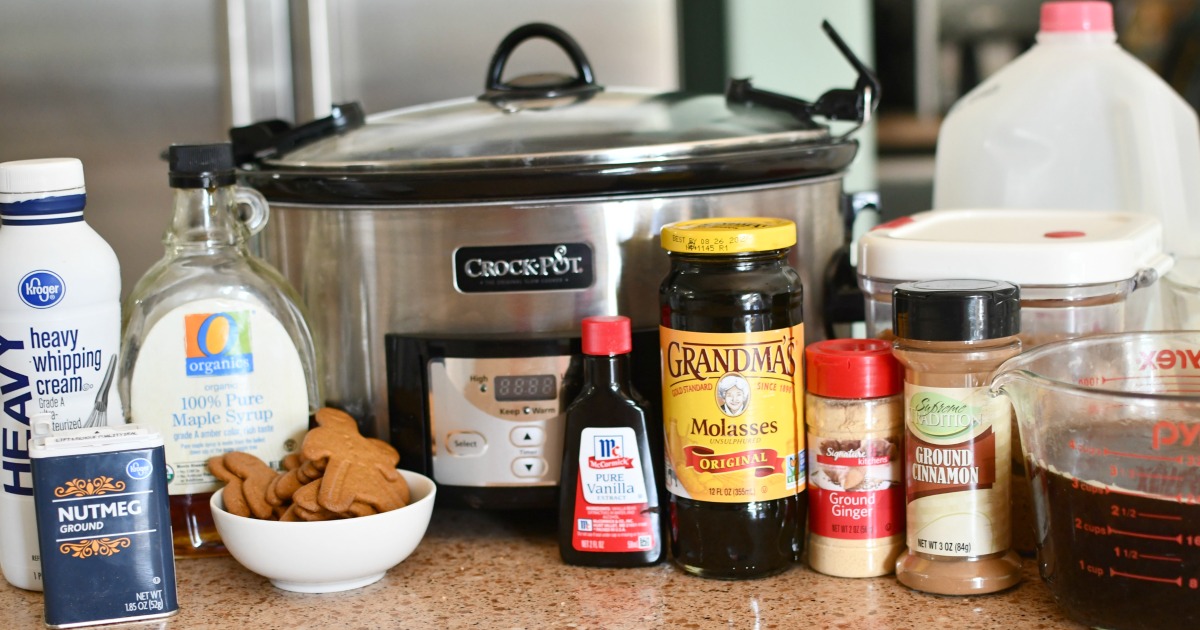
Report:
184,311,254,377
18,270,65,309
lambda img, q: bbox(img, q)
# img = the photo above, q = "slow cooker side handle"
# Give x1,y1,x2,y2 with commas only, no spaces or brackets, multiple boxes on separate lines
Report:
482,23,604,102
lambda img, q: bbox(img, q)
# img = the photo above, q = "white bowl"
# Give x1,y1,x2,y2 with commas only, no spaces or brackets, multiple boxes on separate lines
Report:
210,469,436,593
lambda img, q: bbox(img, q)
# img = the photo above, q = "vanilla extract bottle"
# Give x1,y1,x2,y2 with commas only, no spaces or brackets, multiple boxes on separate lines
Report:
558,315,664,567
118,143,319,556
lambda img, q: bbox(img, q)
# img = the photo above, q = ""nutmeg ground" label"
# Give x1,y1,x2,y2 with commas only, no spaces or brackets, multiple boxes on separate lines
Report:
660,326,804,504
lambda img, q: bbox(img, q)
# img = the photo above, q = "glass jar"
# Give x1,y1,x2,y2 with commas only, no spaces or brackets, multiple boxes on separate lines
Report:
658,217,805,579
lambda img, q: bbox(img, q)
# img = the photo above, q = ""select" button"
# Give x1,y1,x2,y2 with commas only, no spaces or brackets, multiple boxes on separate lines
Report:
446,431,487,456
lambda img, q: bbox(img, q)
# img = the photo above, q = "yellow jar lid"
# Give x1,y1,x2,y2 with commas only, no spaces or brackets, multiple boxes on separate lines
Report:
660,217,797,254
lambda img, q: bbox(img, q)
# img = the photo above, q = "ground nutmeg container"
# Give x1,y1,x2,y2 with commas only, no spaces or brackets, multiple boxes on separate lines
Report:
659,217,805,579
805,338,905,578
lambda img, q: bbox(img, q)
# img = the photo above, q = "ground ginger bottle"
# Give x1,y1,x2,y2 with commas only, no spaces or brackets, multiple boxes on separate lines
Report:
805,338,905,578
659,218,805,579
118,144,319,556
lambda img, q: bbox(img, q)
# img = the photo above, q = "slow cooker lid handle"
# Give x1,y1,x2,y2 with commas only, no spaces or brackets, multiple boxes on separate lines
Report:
481,22,605,104
229,102,366,165
725,20,880,135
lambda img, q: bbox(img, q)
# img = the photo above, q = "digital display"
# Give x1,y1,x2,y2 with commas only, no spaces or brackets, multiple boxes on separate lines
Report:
494,374,557,401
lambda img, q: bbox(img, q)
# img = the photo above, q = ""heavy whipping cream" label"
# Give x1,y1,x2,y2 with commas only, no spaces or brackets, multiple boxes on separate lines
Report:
130,299,308,495
903,384,1011,557
660,326,805,504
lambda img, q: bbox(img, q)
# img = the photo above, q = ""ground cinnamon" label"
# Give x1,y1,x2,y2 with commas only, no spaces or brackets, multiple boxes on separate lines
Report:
903,384,1010,557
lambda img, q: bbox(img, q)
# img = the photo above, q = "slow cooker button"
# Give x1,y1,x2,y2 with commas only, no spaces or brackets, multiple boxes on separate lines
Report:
445,431,487,456
510,426,545,447
512,457,547,478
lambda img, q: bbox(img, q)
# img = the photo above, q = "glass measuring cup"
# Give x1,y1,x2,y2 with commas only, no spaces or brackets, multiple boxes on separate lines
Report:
992,331,1200,630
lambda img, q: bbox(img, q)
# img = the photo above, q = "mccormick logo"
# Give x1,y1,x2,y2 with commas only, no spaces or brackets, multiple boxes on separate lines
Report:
18,270,65,309
184,311,253,377
588,435,634,469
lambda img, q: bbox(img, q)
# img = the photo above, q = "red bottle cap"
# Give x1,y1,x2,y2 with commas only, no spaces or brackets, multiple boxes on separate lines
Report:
581,315,632,356
805,338,902,399
1040,1,1113,33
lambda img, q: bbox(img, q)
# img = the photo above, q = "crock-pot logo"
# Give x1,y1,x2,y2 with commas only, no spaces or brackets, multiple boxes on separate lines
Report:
19,270,65,309
454,243,594,293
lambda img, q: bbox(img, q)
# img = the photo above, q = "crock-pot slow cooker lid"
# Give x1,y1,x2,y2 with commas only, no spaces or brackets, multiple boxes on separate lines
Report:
238,21,875,203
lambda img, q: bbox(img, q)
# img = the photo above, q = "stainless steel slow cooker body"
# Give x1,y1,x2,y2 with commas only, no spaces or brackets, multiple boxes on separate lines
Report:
235,22,877,442
256,177,846,436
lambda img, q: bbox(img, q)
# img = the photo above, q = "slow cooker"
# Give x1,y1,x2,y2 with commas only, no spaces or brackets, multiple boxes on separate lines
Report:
232,22,878,508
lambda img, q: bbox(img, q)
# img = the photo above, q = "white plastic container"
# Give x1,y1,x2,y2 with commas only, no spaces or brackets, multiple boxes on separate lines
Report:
933,1,1200,259
857,209,1172,346
0,158,123,591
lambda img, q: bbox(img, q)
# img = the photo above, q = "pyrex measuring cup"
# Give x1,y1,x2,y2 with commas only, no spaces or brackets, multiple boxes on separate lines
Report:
992,331,1200,630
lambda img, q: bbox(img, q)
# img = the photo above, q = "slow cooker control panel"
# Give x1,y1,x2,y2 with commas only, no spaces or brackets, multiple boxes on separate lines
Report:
428,355,572,487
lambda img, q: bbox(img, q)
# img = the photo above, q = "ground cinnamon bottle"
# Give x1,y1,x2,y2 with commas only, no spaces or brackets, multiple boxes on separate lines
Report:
805,338,904,578
659,218,805,579
891,279,1022,595
558,315,664,567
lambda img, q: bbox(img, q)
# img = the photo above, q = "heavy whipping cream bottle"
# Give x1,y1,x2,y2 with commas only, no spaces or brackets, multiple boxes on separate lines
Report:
118,143,318,557
0,158,123,590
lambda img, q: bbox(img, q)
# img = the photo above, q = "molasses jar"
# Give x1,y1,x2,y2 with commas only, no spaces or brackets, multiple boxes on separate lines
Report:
659,217,806,579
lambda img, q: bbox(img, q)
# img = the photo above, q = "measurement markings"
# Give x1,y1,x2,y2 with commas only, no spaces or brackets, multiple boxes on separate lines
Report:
1129,470,1186,482
1103,375,1200,382
1103,447,1184,464
1138,553,1183,563
1136,511,1184,521
1107,525,1183,544
1109,567,1183,586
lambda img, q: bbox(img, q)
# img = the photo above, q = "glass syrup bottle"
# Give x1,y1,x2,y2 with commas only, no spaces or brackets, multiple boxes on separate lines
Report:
118,143,319,556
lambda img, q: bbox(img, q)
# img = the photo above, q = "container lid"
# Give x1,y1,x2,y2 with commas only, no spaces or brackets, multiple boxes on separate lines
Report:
857,209,1173,286
806,338,902,398
234,22,877,204
30,420,164,458
661,217,797,254
893,279,1020,342
169,143,236,189
0,157,85,203
581,315,631,356
1040,1,1113,33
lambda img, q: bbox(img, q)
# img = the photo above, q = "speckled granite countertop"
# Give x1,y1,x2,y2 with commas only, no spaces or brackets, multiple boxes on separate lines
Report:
0,507,1083,629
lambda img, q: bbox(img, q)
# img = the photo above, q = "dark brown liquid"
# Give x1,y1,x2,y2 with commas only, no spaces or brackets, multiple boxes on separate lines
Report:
1028,459,1200,629
660,247,805,578
170,492,227,557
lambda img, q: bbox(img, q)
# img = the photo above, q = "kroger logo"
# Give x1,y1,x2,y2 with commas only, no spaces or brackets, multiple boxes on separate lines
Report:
126,458,153,480
18,270,65,309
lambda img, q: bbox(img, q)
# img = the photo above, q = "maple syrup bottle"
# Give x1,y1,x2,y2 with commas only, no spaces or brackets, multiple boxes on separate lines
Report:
558,315,664,567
